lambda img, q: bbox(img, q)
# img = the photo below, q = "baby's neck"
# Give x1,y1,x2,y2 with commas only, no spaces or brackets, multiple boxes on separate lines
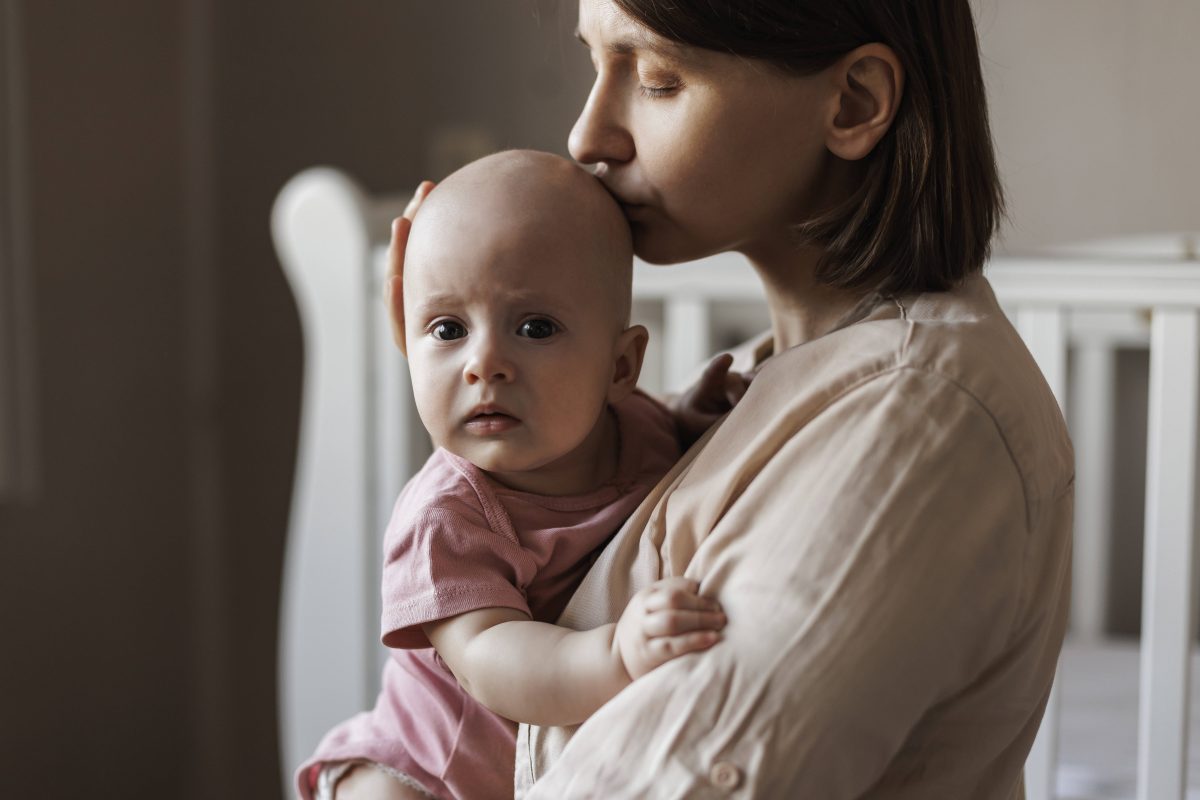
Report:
483,406,620,497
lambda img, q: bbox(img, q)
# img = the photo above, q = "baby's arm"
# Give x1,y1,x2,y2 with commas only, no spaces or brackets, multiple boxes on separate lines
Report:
423,577,725,727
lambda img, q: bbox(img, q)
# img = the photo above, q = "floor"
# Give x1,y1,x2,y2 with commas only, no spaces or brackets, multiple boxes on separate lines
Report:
1057,638,1200,799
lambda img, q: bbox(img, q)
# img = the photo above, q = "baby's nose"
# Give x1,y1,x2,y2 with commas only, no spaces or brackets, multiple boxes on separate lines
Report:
462,338,515,384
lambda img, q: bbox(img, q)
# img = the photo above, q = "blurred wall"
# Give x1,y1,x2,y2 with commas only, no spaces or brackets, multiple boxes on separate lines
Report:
0,3,195,799
1,1,1195,799
0,2,591,799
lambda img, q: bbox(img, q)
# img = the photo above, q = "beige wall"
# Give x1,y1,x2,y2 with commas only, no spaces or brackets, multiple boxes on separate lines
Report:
975,0,1200,252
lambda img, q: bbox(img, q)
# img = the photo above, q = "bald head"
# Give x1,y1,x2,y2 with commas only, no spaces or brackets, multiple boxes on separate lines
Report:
406,150,634,329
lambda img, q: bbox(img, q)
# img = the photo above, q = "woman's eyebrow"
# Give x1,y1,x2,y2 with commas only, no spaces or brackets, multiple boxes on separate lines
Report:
574,27,686,61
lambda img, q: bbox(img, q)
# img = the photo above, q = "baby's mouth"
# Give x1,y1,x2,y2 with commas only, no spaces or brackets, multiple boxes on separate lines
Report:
464,407,520,434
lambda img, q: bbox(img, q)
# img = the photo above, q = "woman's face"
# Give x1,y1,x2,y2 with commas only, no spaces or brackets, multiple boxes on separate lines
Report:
570,0,836,264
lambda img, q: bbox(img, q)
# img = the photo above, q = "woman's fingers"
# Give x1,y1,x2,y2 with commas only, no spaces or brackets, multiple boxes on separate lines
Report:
385,181,436,353
385,218,411,352
387,274,405,352
404,180,435,221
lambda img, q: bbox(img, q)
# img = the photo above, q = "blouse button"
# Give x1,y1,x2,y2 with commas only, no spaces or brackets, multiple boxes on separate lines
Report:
709,761,742,791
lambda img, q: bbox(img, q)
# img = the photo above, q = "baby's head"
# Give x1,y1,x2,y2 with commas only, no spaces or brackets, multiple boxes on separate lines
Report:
403,150,644,488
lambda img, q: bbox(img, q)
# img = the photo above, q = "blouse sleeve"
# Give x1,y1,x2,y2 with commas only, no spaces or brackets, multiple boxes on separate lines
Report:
381,506,534,649
525,368,1036,797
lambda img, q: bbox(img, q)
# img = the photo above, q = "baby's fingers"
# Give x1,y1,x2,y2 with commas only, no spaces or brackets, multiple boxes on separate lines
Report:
642,607,727,638
693,354,735,408
644,577,722,613
724,370,752,406
647,630,722,665
699,352,734,387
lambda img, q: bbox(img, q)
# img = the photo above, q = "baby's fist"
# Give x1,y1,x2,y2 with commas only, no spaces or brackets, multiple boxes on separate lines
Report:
615,577,726,681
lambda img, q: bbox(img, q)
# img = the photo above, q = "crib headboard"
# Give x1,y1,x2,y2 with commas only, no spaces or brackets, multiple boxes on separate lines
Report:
273,167,1200,800
271,169,430,792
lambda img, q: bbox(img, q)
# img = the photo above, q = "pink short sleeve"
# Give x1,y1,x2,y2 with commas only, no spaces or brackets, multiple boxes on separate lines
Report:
381,506,534,649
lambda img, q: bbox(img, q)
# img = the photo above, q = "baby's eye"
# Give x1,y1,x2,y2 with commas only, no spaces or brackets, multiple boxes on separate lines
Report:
518,318,558,340
431,321,466,341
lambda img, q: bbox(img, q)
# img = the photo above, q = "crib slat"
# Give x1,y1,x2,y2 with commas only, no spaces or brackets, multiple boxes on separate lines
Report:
663,296,712,392
1070,343,1116,639
1137,308,1200,800
1017,306,1067,800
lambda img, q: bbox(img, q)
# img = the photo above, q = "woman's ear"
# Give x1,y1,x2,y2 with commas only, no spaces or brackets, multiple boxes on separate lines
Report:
608,324,649,404
825,43,905,162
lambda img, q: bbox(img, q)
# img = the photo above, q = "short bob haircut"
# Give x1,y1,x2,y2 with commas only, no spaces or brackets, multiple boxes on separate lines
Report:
613,0,1005,296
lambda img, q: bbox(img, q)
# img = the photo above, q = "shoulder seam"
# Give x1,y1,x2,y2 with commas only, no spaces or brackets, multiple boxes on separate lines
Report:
809,363,1032,535
823,363,1034,654
896,365,1032,534
414,505,521,547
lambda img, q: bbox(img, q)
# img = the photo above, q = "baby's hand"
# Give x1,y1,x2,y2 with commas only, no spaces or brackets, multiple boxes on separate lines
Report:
671,353,753,448
615,577,726,681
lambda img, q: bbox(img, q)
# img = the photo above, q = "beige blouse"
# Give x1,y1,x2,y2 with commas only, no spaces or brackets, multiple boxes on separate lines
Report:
517,274,1074,799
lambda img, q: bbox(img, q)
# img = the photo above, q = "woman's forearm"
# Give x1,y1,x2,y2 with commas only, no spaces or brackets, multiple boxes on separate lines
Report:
455,620,630,727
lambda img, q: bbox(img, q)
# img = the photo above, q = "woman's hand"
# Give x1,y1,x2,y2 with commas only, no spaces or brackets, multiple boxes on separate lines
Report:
671,353,754,448
385,180,436,354
614,577,726,681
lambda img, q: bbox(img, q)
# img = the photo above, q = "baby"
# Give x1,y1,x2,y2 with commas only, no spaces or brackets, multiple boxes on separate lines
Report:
298,150,728,800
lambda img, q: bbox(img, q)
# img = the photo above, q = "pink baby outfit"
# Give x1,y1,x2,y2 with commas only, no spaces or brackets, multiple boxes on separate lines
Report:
298,390,680,800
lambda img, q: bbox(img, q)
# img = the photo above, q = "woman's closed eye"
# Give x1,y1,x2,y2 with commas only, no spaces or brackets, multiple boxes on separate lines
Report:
517,318,560,340
430,320,467,341
638,71,684,99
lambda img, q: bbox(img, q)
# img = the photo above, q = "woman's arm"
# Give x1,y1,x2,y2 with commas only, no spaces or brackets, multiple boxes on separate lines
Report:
424,577,725,727
523,369,1068,797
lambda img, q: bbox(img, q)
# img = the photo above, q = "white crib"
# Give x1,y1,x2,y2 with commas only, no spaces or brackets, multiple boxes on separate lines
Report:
272,167,1200,800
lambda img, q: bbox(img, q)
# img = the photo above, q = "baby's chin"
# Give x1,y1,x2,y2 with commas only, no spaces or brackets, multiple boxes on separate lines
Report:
446,440,558,479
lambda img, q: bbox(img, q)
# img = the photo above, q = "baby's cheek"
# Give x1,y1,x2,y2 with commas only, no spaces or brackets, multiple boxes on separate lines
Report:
409,381,448,443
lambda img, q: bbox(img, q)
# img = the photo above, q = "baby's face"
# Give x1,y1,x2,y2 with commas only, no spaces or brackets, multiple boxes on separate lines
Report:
403,170,631,480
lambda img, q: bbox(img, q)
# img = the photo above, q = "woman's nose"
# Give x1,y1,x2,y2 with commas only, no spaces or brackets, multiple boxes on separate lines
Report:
568,76,634,167
463,336,515,385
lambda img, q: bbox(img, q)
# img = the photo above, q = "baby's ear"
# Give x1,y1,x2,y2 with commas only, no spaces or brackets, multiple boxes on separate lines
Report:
608,324,649,403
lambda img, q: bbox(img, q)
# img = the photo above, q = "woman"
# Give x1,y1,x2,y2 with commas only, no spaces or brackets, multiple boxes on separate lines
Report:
383,1,1072,797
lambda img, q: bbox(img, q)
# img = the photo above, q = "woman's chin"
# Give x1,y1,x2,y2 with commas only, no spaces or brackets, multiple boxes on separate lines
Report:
632,226,723,265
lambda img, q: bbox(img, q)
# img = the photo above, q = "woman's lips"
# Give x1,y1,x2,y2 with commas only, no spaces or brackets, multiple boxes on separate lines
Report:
464,412,520,435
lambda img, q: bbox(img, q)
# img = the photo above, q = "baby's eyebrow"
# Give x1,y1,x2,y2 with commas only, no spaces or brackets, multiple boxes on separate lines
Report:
495,289,567,309
413,292,459,311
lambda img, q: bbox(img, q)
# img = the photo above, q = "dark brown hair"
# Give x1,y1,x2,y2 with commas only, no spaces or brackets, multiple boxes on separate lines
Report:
613,0,1005,295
